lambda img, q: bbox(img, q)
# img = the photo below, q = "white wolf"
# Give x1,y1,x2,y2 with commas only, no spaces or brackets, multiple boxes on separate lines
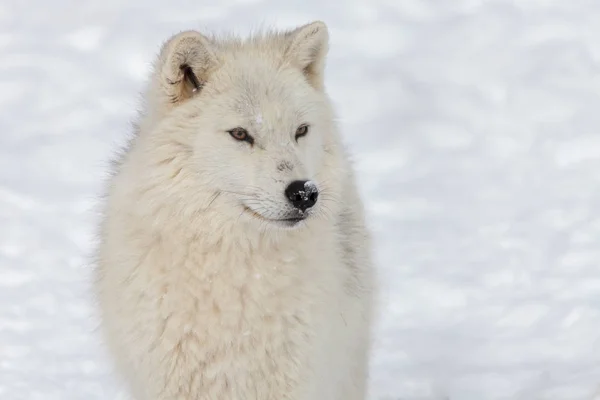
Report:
94,21,375,400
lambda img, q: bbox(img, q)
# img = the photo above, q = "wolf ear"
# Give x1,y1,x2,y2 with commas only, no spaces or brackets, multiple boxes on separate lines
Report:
285,21,329,90
154,30,217,106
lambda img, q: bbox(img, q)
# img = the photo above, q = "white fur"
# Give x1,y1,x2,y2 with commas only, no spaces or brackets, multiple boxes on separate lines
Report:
94,21,375,400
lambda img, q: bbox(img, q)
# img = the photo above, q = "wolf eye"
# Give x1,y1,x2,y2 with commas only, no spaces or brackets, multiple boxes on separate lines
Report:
295,124,309,141
228,127,254,145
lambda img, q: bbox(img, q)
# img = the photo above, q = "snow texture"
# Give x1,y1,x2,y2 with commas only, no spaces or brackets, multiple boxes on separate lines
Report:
303,180,317,194
2,1,600,399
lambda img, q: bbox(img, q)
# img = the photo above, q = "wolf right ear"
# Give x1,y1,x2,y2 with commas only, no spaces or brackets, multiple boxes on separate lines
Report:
285,21,329,90
154,31,217,106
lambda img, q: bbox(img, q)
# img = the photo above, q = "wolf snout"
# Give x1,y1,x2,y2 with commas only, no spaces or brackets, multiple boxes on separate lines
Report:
284,180,318,212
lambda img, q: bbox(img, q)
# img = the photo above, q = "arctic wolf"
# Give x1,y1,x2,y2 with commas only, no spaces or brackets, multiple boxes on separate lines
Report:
95,21,375,400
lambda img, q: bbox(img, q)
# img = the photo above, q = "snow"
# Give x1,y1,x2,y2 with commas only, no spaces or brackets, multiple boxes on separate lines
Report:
2,1,600,399
303,180,317,193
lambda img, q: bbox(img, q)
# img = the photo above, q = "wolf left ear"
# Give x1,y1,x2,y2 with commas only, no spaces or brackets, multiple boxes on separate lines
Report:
285,21,329,90
153,30,217,107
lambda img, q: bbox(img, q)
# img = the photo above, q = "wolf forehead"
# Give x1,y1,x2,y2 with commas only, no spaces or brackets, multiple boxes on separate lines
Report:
201,47,324,128
217,65,318,118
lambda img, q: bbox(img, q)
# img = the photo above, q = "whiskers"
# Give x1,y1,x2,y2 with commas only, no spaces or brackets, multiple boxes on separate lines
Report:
311,179,341,222
203,190,222,210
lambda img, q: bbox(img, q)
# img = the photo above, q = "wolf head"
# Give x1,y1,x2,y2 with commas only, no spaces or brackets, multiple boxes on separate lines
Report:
135,22,345,231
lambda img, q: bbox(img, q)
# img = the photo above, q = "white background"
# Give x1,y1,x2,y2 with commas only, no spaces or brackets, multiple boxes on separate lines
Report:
2,0,600,399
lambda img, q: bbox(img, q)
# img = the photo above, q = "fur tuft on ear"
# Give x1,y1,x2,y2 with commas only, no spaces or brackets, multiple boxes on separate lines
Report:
285,21,329,90
154,30,217,107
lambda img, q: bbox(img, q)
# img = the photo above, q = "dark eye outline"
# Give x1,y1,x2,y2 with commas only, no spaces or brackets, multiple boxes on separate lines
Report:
295,124,309,142
227,127,254,145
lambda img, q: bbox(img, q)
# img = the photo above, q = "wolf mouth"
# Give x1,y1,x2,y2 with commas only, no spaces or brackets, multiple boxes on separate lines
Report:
242,206,306,227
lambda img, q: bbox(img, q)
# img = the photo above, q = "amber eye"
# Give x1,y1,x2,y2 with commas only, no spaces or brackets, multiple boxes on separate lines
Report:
228,128,254,145
295,124,309,141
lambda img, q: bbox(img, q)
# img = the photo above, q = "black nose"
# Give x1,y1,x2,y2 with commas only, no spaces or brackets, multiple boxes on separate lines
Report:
285,180,319,211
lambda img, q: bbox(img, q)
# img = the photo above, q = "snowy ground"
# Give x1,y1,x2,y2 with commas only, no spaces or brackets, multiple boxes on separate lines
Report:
2,0,600,399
